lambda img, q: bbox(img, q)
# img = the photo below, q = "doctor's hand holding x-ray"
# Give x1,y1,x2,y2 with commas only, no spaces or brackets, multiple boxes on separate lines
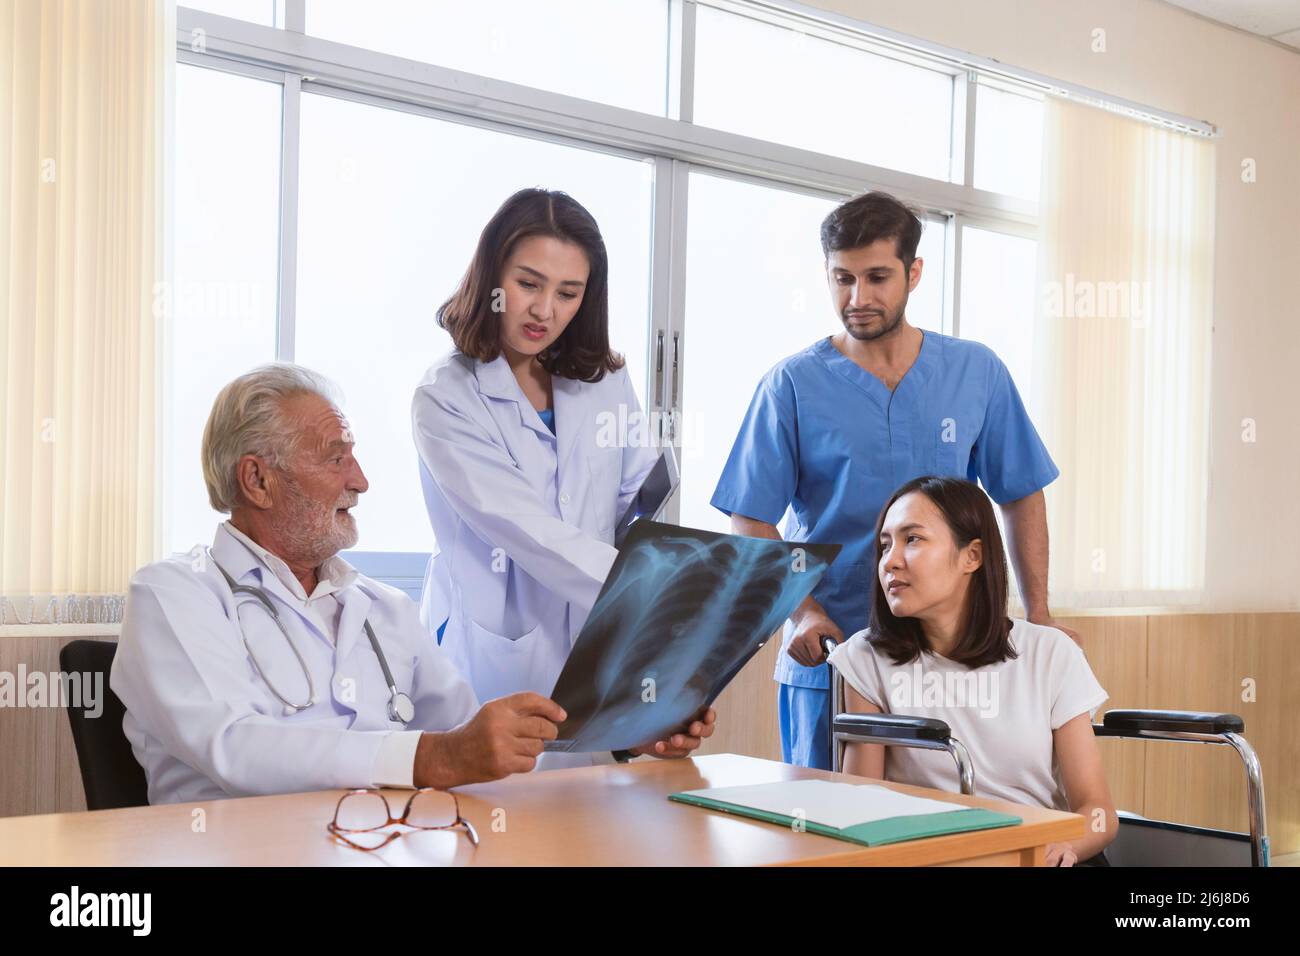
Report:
112,364,566,805
412,189,716,766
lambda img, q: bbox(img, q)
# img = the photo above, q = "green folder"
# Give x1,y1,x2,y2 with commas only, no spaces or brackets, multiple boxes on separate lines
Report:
668,790,1021,847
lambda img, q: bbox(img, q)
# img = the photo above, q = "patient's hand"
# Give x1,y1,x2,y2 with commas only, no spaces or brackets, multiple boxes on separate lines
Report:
1044,842,1078,867
629,707,717,759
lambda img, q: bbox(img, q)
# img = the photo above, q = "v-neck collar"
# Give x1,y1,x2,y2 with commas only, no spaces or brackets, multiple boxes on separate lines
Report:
474,354,557,442
474,354,585,477
813,329,937,409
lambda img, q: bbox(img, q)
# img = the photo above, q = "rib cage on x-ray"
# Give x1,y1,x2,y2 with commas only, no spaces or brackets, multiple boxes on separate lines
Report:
597,536,789,690
547,521,840,752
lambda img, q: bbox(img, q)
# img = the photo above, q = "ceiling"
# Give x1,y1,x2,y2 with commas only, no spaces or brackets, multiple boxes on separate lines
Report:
1162,0,1300,51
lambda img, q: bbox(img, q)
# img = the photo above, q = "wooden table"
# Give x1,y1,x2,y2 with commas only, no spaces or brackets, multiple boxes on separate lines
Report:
0,754,1083,866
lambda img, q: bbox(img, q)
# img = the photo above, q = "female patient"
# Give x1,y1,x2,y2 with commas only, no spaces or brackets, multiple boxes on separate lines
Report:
828,475,1116,866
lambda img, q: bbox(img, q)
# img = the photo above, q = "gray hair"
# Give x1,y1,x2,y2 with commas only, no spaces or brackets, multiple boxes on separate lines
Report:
201,363,343,513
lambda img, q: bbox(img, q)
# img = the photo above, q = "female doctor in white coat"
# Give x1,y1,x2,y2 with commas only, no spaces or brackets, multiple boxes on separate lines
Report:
412,188,715,765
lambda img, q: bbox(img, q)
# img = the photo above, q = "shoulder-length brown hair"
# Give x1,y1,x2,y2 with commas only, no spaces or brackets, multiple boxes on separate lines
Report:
868,476,1014,669
436,188,623,382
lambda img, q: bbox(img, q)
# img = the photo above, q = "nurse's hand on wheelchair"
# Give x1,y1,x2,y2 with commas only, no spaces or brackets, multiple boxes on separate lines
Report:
787,606,844,667
414,692,567,787
1027,612,1083,648
628,707,718,759
1044,842,1078,867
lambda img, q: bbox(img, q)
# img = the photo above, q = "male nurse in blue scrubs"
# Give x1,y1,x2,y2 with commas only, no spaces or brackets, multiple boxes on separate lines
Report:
711,191,1076,770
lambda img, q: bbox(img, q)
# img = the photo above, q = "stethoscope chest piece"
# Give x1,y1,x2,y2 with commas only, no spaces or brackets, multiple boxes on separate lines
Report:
389,692,415,725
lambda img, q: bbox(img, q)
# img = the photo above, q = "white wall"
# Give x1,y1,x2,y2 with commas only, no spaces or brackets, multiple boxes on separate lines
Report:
811,0,1300,611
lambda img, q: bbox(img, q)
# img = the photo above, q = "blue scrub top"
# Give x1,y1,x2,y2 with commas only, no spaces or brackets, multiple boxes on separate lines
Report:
710,331,1059,689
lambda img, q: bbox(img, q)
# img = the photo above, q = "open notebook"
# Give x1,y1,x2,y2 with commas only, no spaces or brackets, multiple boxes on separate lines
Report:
669,779,1022,847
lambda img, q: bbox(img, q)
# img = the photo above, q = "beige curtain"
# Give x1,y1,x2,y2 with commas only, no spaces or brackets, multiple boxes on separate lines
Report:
1033,95,1215,608
0,0,171,624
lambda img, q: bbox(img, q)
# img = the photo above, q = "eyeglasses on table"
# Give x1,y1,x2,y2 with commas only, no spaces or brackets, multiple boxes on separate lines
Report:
326,788,480,851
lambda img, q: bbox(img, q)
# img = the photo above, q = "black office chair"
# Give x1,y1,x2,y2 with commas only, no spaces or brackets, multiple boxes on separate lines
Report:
60,640,149,810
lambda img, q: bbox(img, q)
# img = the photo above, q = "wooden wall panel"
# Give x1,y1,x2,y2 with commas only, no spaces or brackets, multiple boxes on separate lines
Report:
0,636,115,818
1062,615,1147,818
0,637,62,817
697,633,782,762
1242,614,1300,857
1145,614,1298,855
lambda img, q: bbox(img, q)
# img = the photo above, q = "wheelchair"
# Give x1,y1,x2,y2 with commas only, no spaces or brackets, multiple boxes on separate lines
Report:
822,637,1269,866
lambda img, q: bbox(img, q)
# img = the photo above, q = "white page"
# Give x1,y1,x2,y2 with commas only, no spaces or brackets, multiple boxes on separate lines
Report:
677,779,972,830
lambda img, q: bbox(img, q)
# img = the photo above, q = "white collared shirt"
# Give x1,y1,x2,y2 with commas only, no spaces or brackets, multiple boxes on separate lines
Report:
219,522,423,788
222,521,355,646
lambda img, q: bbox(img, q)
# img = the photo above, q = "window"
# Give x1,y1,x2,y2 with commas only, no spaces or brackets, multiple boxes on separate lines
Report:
678,174,837,535
973,82,1044,200
957,225,1039,604
305,0,671,115
909,215,948,335
957,225,1039,405
167,64,281,555
693,3,955,180
183,0,283,27
294,92,655,554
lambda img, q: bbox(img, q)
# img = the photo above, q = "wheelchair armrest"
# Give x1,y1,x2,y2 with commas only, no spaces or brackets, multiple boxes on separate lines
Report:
833,712,953,744
1100,709,1244,735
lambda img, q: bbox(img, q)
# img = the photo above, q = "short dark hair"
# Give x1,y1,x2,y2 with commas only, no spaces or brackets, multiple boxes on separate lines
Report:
867,475,1015,669
820,191,923,268
437,188,624,383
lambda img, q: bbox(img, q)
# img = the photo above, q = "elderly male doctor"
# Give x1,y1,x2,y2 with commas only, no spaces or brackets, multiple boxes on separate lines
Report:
113,364,706,805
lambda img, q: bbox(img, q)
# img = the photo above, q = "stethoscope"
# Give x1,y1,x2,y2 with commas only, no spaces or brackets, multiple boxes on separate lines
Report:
213,559,415,725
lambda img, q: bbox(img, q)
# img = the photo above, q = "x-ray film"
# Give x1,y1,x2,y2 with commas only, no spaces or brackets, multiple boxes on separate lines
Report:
546,521,841,753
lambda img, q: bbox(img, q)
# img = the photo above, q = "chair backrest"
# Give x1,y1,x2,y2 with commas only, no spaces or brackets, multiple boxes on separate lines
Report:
59,640,149,810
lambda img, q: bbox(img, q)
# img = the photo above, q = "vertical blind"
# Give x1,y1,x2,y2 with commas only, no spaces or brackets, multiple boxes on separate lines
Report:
1033,95,1216,607
0,0,170,624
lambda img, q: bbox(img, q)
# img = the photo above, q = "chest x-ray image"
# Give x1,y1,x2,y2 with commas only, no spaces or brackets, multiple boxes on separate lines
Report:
547,521,841,752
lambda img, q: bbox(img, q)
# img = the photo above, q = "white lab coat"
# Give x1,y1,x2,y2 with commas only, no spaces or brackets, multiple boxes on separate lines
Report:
411,351,658,766
111,524,479,805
